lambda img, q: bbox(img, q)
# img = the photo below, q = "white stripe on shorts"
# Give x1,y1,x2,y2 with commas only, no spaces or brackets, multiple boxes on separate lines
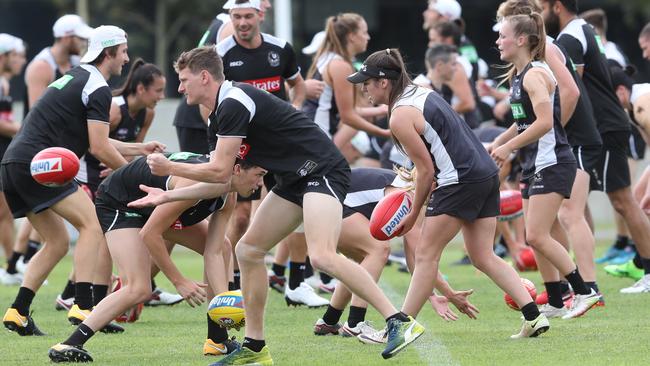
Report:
322,176,339,201
603,150,610,192
577,146,584,170
106,210,120,232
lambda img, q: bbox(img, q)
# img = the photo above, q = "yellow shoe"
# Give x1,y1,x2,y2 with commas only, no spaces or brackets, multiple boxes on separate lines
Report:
67,304,91,325
3,308,45,336
204,337,241,356
48,343,93,362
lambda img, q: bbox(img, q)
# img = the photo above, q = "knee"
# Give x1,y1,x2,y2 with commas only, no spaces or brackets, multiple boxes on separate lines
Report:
45,241,69,259
557,207,579,229
128,282,153,304
234,241,265,264
374,244,390,265
609,192,634,214
309,252,336,273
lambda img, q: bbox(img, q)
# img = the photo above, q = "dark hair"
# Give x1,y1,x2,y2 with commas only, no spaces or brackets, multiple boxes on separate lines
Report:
307,13,364,78
580,8,607,34
432,21,462,47
499,13,547,86
641,22,650,39
235,158,257,170
425,44,457,69
112,58,163,97
609,62,636,91
174,46,224,81
90,44,120,66
550,0,578,14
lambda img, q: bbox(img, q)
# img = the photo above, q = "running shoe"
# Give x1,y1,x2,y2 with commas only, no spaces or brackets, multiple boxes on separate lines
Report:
561,289,600,319
209,346,273,366
596,246,629,264
604,260,644,281
67,305,124,333
48,343,93,363
0,270,23,286
203,337,241,356
318,279,337,294
381,316,425,359
3,308,45,336
15,258,28,274
145,287,183,306
538,304,568,318
358,327,387,344
285,283,329,308
535,288,573,306
267,270,286,294
510,314,550,338
340,320,379,338
620,274,650,294
313,318,341,335
55,295,75,311
304,274,323,289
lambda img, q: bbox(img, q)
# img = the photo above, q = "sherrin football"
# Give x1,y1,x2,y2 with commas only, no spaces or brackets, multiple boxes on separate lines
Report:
30,147,79,187
208,290,245,330
504,278,537,310
369,190,412,241
498,190,523,221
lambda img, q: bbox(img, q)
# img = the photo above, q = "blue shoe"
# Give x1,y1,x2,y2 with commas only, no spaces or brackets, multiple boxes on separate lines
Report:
608,250,636,265
381,316,424,359
595,246,627,264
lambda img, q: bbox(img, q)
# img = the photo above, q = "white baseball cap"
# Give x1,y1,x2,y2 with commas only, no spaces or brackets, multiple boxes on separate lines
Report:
52,14,93,39
432,0,462,21
302,31,326,55
631,83,650,104
80,25,127,63
223,0,261,11
0,33,24,54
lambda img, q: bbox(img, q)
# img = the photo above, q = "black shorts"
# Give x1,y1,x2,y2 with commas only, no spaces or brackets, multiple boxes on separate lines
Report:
95,202,147,233
272,160,350,207
520,163,576,200
0,162,78,218
572,145,601,190
592,131,631,193
176,126,210,155
627,127,646,160
425,174,500,221
236,174,276,202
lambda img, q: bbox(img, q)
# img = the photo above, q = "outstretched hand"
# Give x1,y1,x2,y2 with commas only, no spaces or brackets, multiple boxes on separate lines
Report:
447,289,479,319
127,185,167,208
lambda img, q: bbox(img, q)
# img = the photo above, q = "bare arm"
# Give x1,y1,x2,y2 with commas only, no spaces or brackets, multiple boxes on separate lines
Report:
546,43,579,125
135,108,155,143
25,60,53,107
286,74,306,109
88,121,129,169
446,67,475,114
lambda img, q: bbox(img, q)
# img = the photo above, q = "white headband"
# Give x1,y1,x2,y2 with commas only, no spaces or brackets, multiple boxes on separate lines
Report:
223,0,261,11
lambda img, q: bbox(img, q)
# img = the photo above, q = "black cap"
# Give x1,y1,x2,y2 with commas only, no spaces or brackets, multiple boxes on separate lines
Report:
609,62,636,91
347,63,401,84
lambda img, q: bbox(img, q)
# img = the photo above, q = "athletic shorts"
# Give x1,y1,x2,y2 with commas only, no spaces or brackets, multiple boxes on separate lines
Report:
95,203,147,233
237,174,276,202
176,126,210,155
0,162,78,218
572,145,601,190
592,131,631,193
272,160,350,207
520,163,576,200
627,127,646,160
425,174,500,221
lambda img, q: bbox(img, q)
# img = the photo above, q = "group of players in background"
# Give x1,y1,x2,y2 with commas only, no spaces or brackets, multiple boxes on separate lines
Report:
1,0,650,364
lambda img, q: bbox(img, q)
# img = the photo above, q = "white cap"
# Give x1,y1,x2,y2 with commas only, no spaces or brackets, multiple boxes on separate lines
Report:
52,14,93,39
80,25,127,63
350,131,371,155
223,0,261,11
302,31,326,55
631,83,650,104
432,0,462,21
0,33,24,54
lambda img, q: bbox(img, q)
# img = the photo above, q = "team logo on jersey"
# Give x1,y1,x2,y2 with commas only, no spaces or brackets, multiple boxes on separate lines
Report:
511,103,527,119
230,61,244,67
237,143,251,159
267,51,280,67
297,160,318,177
30,158,63,175
243,76,282,93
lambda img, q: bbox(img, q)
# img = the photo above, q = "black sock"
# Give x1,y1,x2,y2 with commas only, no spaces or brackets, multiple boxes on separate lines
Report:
242,337,265,353
322,305,343,325
304,257,314,278
633,253,643,269
6,252,23,274
559,281,570,295
640,257,650,275
320,272,333,284
23,240,41,262
272,263,286,277
63,324,95,347
288,262,305,290
228,281,236,291
11,287,35,316
613,235,629,250
347,306,367,328
61,280,76,300
233,270,241,290
151,279,157,291
207,314,228,343
584,282,599,293
92,285,109,306
75,282,93,310
544,282,564,308
564,268,590,295
520,302,540,321
386,312,409,323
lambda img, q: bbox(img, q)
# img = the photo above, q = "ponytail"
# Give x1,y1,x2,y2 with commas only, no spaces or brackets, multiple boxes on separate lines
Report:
112,58,163,97
498,13,547,86
307,13,363,79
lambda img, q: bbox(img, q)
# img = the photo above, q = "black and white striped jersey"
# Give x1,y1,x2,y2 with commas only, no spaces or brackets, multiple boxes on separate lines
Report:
4,64,111,164
509,62,574,179
302,52,341,138
343,168,407,220
392,85,497,187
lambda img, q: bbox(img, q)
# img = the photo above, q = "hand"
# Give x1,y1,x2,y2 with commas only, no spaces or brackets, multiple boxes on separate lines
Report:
446,289,479,319
477,80,493,97
305,79,326,99
99,167,113,178
379,128,392,138
128,185,167,208
429,294,459,321
397,211,418,236
174,277,208,307
490,144,512,168
377,104,389,115
142,141,166,155
147,153,172,176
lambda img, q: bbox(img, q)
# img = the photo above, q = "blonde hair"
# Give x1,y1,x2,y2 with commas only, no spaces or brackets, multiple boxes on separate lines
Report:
498,13,547,86
496,0,542,20
394,166,417,192
307,13,364,79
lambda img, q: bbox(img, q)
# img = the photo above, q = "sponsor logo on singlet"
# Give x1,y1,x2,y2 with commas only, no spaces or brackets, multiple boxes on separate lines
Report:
30,158,62,175
230,61,244,67
48,75,74,90
511,103,527,119
594,35,606,55
243,76,281,93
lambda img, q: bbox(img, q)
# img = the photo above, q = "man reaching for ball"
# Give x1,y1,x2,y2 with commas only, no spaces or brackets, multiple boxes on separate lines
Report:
1,26,164,337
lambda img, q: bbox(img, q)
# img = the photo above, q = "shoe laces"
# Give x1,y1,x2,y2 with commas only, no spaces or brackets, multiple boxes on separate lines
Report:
386,318,401,341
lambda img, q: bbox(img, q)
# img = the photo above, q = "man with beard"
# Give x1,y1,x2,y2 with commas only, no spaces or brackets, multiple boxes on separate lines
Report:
540,0,650,294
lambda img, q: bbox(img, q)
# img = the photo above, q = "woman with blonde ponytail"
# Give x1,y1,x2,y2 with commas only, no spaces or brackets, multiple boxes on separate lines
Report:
491,14,600,320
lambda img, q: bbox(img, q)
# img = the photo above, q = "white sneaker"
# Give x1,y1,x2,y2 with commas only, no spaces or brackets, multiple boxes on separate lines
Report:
304,275,323,289
55,294,75,311
285,282,329,308
340,320,379,338
145,288,183,306
319,279,338,294
538,303,568,318
561,289,600,319
357,327,387,344
0,271,23,286
16,258,28,274
510,314,550,339
620,274,650,294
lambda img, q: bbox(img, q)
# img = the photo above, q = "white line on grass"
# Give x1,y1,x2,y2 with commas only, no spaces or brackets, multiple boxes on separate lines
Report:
380,280,459,366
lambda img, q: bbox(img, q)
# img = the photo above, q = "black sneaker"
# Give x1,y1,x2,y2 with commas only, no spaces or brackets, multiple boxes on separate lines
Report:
48,343,93,363
452,255,472,266
100,321,125,334
2,308,46,336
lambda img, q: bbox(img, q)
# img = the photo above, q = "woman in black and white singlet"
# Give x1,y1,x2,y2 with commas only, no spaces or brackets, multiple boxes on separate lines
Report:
491,13,600,319
348,48,545,338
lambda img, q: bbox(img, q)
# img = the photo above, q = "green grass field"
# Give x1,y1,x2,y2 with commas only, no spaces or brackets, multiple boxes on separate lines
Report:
1,240,649,366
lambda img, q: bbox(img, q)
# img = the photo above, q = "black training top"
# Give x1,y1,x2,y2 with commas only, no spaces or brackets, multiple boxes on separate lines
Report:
343,168,402,220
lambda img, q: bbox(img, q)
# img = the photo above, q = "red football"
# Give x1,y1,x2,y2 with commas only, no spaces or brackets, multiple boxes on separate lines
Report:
30,147,79,187
499,190,523,221
504,278,537,310
112,277,144,323
369,190,412,241
515,247,538,272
